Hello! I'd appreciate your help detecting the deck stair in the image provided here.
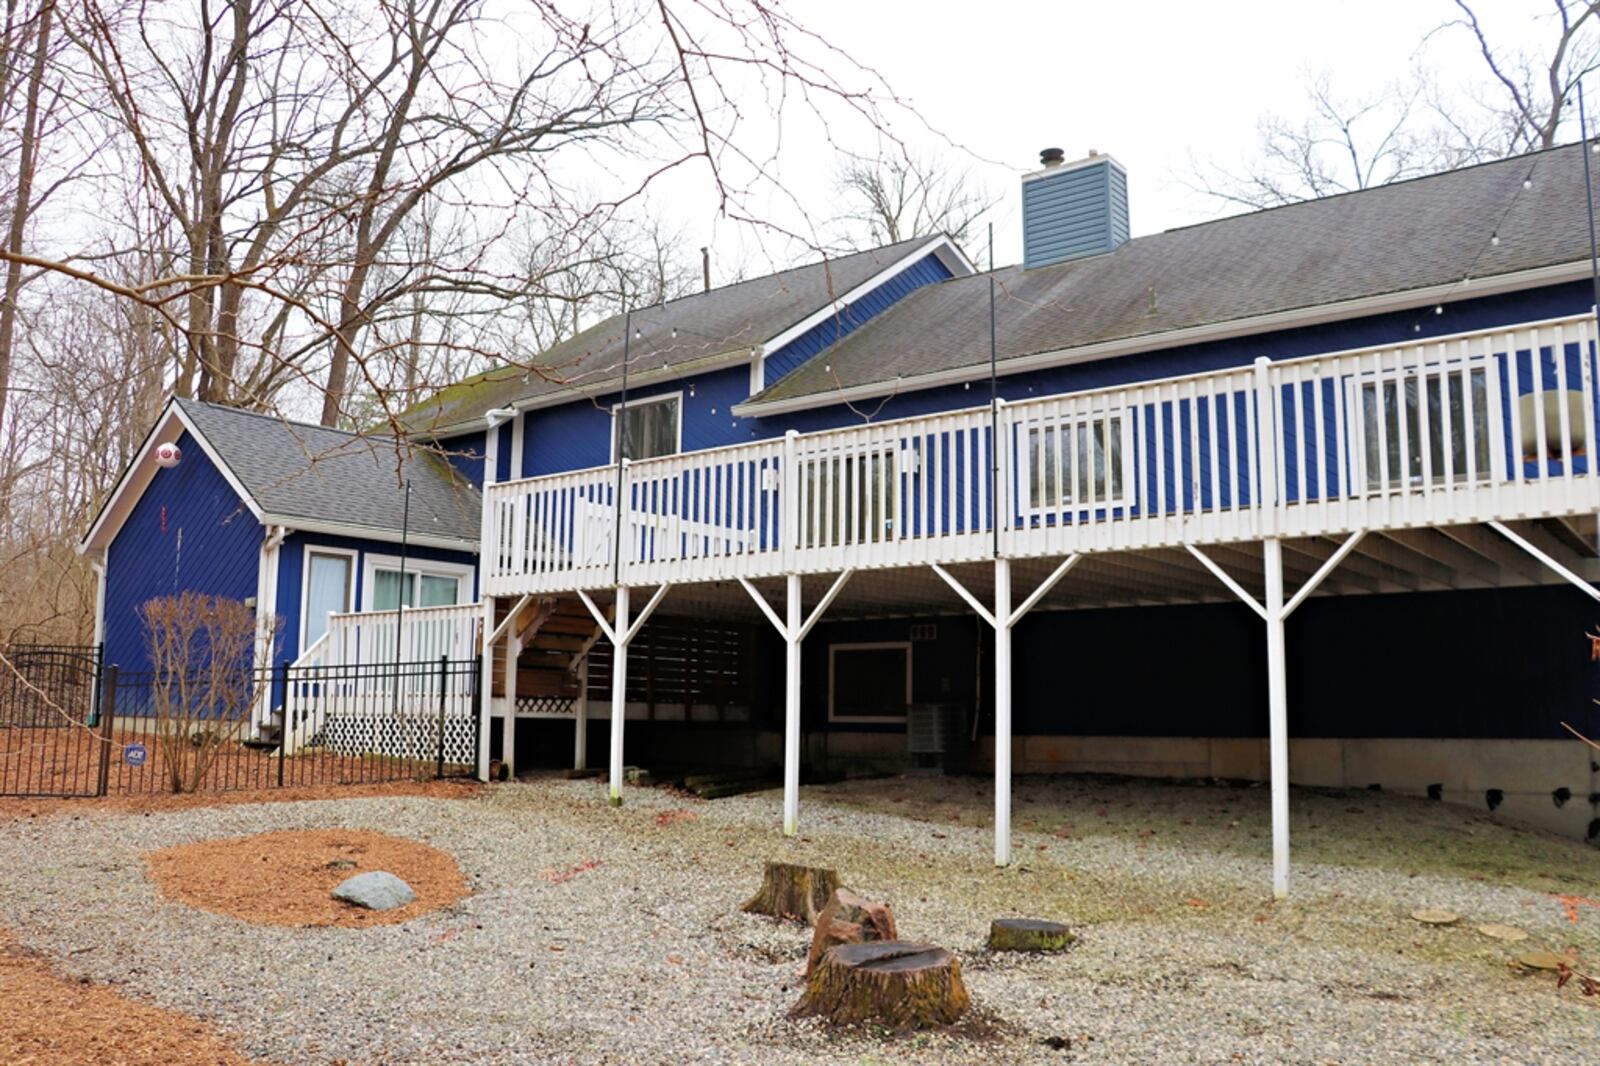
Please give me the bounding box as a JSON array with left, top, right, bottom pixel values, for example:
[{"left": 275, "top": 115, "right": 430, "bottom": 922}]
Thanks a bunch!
[{"left": 491, "top": 596, "right": 606, "bottom": 700}]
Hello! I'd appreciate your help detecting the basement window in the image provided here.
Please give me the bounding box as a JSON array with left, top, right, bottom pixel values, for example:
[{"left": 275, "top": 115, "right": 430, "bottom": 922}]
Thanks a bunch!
[{"left": 828, "top": 642, "right": 911, "bottom": 723}]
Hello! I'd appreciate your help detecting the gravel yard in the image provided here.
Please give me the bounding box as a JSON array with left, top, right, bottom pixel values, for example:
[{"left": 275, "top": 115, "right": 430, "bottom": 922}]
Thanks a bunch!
[{"left": 1, "top": 774, "right": 1597, "bottom": 1064}]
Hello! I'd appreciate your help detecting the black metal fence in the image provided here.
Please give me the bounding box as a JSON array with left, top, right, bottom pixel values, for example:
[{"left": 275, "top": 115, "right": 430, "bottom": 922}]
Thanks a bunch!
[{"left": 0, "top": 644, "right": 481, "bottom": 798}]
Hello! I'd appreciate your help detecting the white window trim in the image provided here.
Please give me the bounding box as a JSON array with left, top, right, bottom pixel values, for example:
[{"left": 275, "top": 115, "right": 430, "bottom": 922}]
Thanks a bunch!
[
  {"left": 827, "top": 641, "right": 912, "bottom": 724},
  {"left": 1014, "top": 408, "right": 1135, "bottom": 519},
  {"left": 298, "top": 545, "right": 358, "bottom": 653},
  {"left": 1343, "top": 354, "right": 1503, "bottom": 495},
  {"left": 360, "top": 552, "right": 476, "bottom": 611},
  {"left": 609, "top": 389, "right": 684, "bottom": 462}
]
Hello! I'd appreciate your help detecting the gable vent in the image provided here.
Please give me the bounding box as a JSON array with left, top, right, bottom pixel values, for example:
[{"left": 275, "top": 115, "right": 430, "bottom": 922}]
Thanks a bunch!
[{"left": 1022, "top": 149, "right": 1129, "bottom": 269}]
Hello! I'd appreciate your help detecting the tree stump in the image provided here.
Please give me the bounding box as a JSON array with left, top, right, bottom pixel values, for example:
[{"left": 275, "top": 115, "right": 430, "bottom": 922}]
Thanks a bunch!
[
  {"left": 806, "top": 888, "right": 898, "bottom": 976},
  {"left": 794, "top": 941, "right": 970, "bottom": 1029},
  {"left": 988, "top": 918, "right": 1074, "bottom": 952},
  {"left": 740, "top": 862, "right": 840, "bottom": 923}
]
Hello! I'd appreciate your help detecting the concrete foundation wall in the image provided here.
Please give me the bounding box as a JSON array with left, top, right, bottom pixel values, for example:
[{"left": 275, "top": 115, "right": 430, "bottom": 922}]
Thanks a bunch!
[{"left": 975, "top": 735, "right": 1598, "bottom": 839}]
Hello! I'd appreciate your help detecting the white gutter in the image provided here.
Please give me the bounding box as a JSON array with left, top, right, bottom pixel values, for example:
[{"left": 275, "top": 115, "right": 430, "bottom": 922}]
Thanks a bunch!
[
  {"left": 732, "top": 259, "right": 1595, "bottom": 418},
  {"left": 261, "top": 515, "right": 478, "bottom": 554}
]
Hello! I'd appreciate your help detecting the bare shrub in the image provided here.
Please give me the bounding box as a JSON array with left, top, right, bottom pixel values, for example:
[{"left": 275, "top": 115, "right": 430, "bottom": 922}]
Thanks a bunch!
[{"left": 139, "top": 592, "right": 274, "bottom": 793}]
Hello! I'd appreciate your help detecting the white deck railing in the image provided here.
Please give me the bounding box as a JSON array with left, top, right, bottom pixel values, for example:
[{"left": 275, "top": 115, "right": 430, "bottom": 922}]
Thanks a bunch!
[
  {"left": 483, "top": 314, "right": 1600, "bottom": 596},
  {"left": 280, "top": 603, "right": 482, "bottom": 757}
]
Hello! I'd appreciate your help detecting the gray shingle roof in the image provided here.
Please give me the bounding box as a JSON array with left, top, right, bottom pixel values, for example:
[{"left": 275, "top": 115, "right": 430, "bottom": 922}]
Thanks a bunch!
[
  {"left": 747, "top": 143, "right": 1595, "bottom": 409},
  {"left": 398, "top": 236, "right": 947, "bottom": 435},
  {"left": 177, "top": 399, "right": 480, "bottom": 544}
]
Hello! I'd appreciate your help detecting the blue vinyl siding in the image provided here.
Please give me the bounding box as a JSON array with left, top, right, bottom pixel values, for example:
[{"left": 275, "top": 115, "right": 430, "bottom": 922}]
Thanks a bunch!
[
  {"left": 435, "top": 422, "right": 509, "bottom": 489},
  {"left": 275, "top": 532, "right": 479, "bottom": 662},
  {"left": 102, "top": 431, "right": 262, "bottom": 674},
  {"left": 1022, "top": 157, "right": 1129, "bottom": 268},
  {"left": 441, "top": 429, "right": 487, "bottom": 486},
  {"left": 762, "top": 254, "right": 954, "bottom": 387}
]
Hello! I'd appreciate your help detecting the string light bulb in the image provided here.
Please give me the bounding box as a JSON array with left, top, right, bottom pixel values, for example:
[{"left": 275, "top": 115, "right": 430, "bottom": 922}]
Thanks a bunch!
[
  {"left": 1434, "top": 305, "right": 1444, "bottom": 315},
  {"left": 1523, "top": 178, "right": 1533, "bottom": 190},
  {"left": 1490, "top": 234, "right": 1500, "bottom": 246},
  {"left": 671, "top": 327, "right": 677, "bottom": 339}
]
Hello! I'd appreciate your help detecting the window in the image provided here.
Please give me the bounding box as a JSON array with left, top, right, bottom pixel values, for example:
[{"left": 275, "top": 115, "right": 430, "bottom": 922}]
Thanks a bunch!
[
  {"left": 361, "top": 554, "right": 474, "bottom": 612},
  {"left": 1352, "top": 363, "right": 1494, "bottom": 492},
  {"left": 612, "top": 393, "right": 681, "bottom": 461},
  {"left": 300, "top": 547, "right": 355, "bottom": 651},
  {"left": 1020, "top": 413, "right": 1129, "bottom": 510},
  {"left": 804, "top": 448, "right": 897, "bottom": 545},
  {"left": 828, "top": 642, "right": 911, "bottom": 723}
]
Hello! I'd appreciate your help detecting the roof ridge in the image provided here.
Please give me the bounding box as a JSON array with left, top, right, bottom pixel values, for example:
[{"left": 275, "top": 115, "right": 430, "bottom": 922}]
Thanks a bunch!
[
  {"left": 1157, "top": 140, "right": 1574, "bottom": 237},
  {"left": 177, "top": 396, "right": 364, "bottom": 439}
]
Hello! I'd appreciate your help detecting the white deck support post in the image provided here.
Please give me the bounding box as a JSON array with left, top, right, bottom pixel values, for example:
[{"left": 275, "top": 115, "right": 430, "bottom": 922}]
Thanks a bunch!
[
  {"left": 931, "top": 554, "right": 1079, "bottom": 869},
  {"left": 501, "top": 629, "right": 520, "bottom": 779},
  {"left": 576, "top": 583, "right": 671, "bottom": 807},
  {"left": 784, "top": 572, "right": 802, "bottom": 835},
  {"left": 1186, "top": 528, "right": 1363, "bottom": 899},
  {"left": 1262, "top": 537, "right": 1290, "bottom": 899},
  {"left": 993, "top": 557, "right": 1013, "bottom": 868},
  {"left": 608, "top": 585, "right": 629, "bottom": 806},
  {"left": 739, "top": 569, "right": 854, "bottom": 836},
  {"left": 477, "top": 596, "right": 495, "bottom": 781}
]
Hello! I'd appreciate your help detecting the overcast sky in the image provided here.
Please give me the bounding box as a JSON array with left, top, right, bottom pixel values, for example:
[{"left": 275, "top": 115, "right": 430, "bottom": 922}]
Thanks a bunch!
[{"left": 673, "top": 0, "right": 1572, "bottom": 274}]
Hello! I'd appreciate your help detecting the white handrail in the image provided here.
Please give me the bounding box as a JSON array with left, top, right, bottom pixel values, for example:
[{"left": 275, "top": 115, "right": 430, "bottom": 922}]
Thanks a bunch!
[{"left": 478, "top": 313, "right": 1600, "bottom": 595}]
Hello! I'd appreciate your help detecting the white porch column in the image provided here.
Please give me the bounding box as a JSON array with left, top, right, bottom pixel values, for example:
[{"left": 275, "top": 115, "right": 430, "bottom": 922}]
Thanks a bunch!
[
  {"left": 574, "top": 655, "right": 589, "bottom": 771},
  {"left": 501, "top": 629, "right": 520, "bottom": 779},
  {"left": 477, "top": 596, "right": 496, "bottom": 781},
  {"left": 1263, "top": 537, "right": 1290, "bottom": 899},
  {"left": 993, "top": 556, "right": 1013, "bottom": 868},
  {"left": 783, "top": 572, "right": 802, "bottom": 836},
  {"left": 608, "top": 585, "right": 630, "bottom": 806}
]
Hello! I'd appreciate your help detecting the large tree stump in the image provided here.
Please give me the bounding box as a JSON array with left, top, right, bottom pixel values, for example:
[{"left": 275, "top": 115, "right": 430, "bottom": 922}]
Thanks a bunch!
[
  {"left": 988, "top": 918, "right": 1074, "bottom": 952},
  {"left": 740, "top": 862, "right": 840, "bottom": 923},
  {"left": 794, "top": 941, "right": 970, "bottom": 1029},
  {"left": 806, "top": 888, "right": 898, "bottom": 976}
]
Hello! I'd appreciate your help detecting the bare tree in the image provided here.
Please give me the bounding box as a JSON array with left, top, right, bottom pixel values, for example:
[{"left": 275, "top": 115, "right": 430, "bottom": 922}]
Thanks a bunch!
[
  {"left": 832, "top": 151, "right": 995, "bottom": 253},
  {"left": 1200, "top": 1, "right": 1600, "bottom": 210},
  {"left": 141, "top": 592, "right": 268, "bottom": 792}
]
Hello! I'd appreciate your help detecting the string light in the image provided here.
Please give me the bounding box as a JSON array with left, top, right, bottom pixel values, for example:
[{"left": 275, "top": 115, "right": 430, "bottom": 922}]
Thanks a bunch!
[
  {"left": 1434, "top": 305, "right": 1444, "bottom": 315},
  {"left": 1491, "top": 234, "right": 1500, "bottom": 246},
  {"left": 1523, "top": 178, "right": 1533, "bottom": 190}
]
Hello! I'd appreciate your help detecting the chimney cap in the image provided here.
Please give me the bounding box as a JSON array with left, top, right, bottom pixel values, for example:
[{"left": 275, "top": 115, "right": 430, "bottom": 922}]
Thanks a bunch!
[{"left": 1039, "top": 147, "right": 1065, "bottom": 168}]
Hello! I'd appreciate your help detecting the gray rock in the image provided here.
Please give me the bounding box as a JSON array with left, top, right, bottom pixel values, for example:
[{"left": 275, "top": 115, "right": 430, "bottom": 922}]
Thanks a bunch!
[{"left": 331, "top": 871, "right": 416, "bottom": 911}]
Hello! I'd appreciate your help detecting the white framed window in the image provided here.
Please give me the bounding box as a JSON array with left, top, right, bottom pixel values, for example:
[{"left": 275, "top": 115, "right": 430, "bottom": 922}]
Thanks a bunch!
[
  {"left": 299, "top": 545, "right": 357, "bottom": 652},
  {"left": 827, "top": 641, "right": 912, "bottom": 724},
  {"left": 360, "top": 553, "right": 474, "bottom": 612},
  {"left": 611, "top": 391, "right": 682, "bottom": 462},
  {"left": 1016, "top": 409, "right": 1132, "bottom": 513},
  {"left": 1345, "top": 356, "right": 1499, "bottom": 493}
]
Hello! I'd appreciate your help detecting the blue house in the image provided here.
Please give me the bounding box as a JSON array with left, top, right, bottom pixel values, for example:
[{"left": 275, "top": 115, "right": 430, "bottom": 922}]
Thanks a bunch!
[
  {"left": 90, "top": 144, "right": 1600, "bottom": 893},
  {"left": 81, "top": 398, "right": 482, "bottom": 679}
]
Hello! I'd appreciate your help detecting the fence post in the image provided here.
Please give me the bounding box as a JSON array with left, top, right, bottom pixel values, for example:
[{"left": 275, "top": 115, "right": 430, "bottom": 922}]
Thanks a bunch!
[
  {"left": 95, "top": 665, "right": 117, "bottom": 798},
  {"left": 276, "top": 660, "right": 289, "bottom": 788},
  {"left": 471, "top": 652, "right": 484, "bottom": 777},
  {"left": 436, "top": 654, "right": 449, "bottom": 779}
]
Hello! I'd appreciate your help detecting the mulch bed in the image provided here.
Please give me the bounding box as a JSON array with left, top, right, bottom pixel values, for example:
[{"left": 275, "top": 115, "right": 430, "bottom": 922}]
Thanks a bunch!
[
  {"left": 146, "top": 828, "right": 470, "bottom": 928},
  {"left": 0, "top": 929, "right": 270, "bottom": 1065}
]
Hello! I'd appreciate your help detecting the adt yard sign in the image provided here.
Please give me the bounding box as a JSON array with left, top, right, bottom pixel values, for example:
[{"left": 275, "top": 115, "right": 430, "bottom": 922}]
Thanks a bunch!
[{"left": 123, "top": 742, "right": 147, "bottom": 767}]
